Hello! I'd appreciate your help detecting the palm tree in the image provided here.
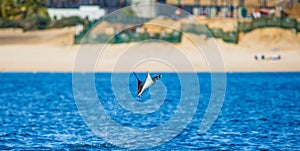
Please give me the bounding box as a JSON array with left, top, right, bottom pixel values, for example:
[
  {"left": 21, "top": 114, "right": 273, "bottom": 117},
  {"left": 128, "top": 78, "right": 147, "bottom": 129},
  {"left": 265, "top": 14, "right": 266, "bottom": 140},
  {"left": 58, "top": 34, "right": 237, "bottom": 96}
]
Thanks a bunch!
[
  {"left": 0, "top": 0, "right": 19, "bottom": 20},
  {"left": 0, "top": 0, "right": 49, "bottom": 20},
  {"left": 23, "top": 0, "right": 48, "bottom": 18}
]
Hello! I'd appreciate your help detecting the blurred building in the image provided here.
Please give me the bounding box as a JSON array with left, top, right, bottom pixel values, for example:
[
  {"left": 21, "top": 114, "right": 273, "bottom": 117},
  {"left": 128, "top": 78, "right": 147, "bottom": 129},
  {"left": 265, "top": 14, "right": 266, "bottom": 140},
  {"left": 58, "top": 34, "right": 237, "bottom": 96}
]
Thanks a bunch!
[
  {"left": 131, "top": 0, "right": 157, "bottom": 18},
  {"left": 44, "top": 0, "right": 295, "bottom": 11},
  {"left": 45, "top": 0, "right": 160, "bottom": 19},
  {"left": 163, "top": 0, "right": 294, "bottom": 18},
  {"left": 45, "top": 0, "right": 130, "bottom": 20},
  {"left": 47, "top": 5, "right": 106, "bottom": 20},
  {"left": 45, "top": 0, "right": 131, "bottom": 13},
  {"left": 44, "top": 0, "right": 296, "bottom": 20},
  {"left": 162, "top": 0, "right": 245, "bottom": 18}
]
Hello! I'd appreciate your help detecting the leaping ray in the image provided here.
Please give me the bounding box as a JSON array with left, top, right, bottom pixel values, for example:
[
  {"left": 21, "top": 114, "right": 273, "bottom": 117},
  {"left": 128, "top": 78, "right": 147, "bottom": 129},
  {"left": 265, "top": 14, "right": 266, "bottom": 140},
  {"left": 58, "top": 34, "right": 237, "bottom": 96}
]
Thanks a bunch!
[{"left": 133, "top": 72, "right": 162, "bottom": 97}]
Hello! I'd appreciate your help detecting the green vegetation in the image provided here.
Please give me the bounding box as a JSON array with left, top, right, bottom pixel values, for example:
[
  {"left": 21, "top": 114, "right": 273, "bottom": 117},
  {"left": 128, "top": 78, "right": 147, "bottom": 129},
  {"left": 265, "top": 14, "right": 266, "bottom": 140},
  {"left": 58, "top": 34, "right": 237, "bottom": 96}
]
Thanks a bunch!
[
  {"left": 22, "top": 15, "right": 51, "bottom": 31},
  {"left": 0, "top": 0, "right": 47, "bottom": 20},
  {"left": 0, "top": 0, "right": 22, "bottom": 20},
  {"left": 22, "top": 0, "right": 48, "bottom": 18},
  {"left": 0, "top": 0, "right": 86, "bottom": 31},
  {"left": 238, "top": 17, "right": 299, "bottom": 33},
  {"left": 0, "top": 0, "right": 50, "bottom": 30},
  {"left": 78, "top": 30, "right": 182, "bottom": 44},
  {"left": 182, "top": 17, "right": 300, "bottom": 44},
  {"left": 120, "top": 7, "right": 137, "bottom": 17},
  {"left": 49, "top": 16, "right": 85, "bottom": 28},
  {"left": 0, "top": 19, "right": 22, "bottom": 28},
  {"left": 74, "top": 17, "right": 182, "bottom": 44}
]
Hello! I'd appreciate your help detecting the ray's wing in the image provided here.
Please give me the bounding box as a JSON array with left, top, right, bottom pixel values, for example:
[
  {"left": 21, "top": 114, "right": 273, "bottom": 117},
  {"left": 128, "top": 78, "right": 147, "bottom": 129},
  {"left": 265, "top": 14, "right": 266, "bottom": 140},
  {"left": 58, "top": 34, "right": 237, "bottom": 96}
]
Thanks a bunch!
[
  {"left": 137, "top": 80, "right": 144, "bottom": 96},
  {"left": 144, "top": 72, "right": 154, "bottom": 88},
  {"left": 133, "top": 72, "right": 145, "bottom": 96},
  {"left": 134, "top": 72, "right": 162, "bottom": 97},
  {"left": 138, "top": 73, "right": 153, "bottom": 97},
  {"left": 151, "top": 74, "right": 162, "bottom": 81}
]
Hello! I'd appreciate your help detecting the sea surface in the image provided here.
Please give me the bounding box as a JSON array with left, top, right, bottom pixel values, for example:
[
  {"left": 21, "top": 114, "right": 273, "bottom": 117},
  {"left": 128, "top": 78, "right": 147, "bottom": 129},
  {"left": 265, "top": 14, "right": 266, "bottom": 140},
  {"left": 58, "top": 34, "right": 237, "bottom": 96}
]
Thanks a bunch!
[{"left": 0, "top": 73, "right": 299, "bottom": 150}]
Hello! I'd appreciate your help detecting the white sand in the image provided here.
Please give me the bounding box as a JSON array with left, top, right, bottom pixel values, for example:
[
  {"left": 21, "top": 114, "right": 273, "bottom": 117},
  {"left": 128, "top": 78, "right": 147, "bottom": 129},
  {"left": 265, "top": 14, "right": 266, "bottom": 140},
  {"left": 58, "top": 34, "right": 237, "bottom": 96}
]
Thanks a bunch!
[{"left": 0, "top": 27, "right": 299, "bottom": 72}]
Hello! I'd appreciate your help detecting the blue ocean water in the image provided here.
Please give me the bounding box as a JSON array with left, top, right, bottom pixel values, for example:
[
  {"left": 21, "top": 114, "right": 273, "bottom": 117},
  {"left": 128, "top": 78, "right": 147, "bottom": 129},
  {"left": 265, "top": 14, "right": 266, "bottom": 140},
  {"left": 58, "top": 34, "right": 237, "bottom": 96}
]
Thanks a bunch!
[{"left": 0, "top": 73, "right": 299, "bottom": 150}]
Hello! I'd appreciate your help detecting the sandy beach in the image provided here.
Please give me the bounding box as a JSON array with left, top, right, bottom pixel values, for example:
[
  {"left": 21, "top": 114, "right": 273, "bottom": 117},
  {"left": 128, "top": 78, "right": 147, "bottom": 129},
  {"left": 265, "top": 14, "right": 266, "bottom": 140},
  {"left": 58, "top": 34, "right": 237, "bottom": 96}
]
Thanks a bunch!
[{"left": 0, "top": 26, "right": 299, "bottom": 72}]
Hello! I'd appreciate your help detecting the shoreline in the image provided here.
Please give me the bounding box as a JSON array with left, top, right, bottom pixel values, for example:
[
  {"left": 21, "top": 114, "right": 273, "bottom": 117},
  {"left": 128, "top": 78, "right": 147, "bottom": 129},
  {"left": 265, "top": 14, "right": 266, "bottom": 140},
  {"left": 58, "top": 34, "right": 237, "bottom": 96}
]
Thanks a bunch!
[
  {"left": 0, "top": 43, "right": 299, "bottom": 73},
  {"left": 0, "top": 43, "right": 298, "bottom": 73},
  {"left": 1, "top": 71, "right": 300, "bottom": 73},
  {"left": 0, "top": 27, "right": 299, "bottom": 73}
]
